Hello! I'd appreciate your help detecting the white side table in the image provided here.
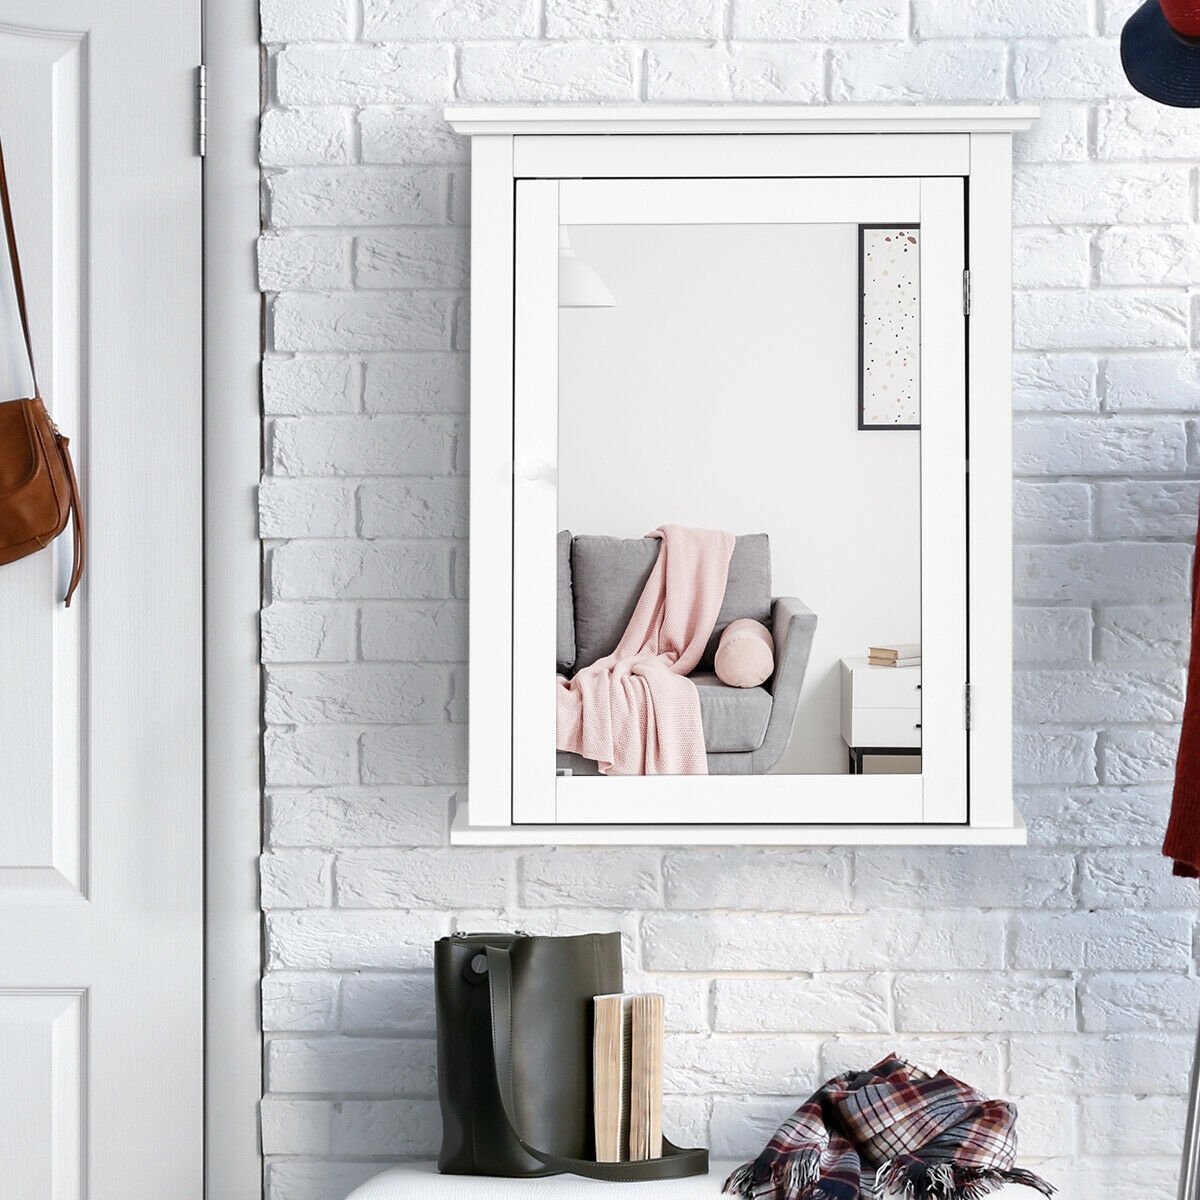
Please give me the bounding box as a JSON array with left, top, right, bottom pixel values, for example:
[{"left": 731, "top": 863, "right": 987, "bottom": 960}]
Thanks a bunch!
[{"left": 839, "top": 656, "right": 922, "bottom": 774}]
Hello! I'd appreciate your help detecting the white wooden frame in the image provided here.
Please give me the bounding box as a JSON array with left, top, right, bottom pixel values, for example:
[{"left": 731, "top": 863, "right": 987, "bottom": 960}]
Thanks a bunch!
[
  {"left": 468, "top": 136, "right": 517, "bottom": 829},
  {"left": 511, "top": 176, "right": 964, "bottom": 828},
  {"left": 511, "top": 182, "right": 560, "bottom": 823},
  {"left": 917, "top": 177, "right": 969, "bottom": 823},
  {"left": 447, "top": 105, "right": 1038, "bottom": 847},
  {"left": 203, "top": 0, "right": 263, "bottom": 1195},
  {"left": 967, "top": 135, "right": 1018, "bottom": 831}
]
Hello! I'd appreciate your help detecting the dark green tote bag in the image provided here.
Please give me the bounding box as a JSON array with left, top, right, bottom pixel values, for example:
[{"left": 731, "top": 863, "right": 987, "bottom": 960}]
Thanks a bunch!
[{"left": 435, "top": 931, "right": 709, "bottom": 1181}]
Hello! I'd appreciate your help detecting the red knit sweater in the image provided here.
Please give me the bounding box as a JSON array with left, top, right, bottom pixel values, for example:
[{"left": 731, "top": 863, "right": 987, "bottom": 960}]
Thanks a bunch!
[{"left": 1164, "top": 505, "right": 1200, "bottom": 877}]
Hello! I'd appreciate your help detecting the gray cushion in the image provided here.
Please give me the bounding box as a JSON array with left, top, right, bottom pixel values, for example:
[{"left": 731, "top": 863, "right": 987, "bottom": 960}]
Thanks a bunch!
[
  {"left": 571, "top": 536, "right": 657, "bottom": 673},
  {"left": 571, "top": 534, "right": 772, "bottom": 672},
  {"left": 557, "top": 529, "right": 575, "bottom": 675},
  {"left": 692, "top": 673, "right": 772, "bottom": 753}
]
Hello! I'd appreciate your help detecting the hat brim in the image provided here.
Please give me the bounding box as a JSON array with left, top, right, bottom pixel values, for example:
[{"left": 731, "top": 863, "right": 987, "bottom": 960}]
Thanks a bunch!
[{"left": 1122, "top": 0, "right": 1200, "bottom": 107}]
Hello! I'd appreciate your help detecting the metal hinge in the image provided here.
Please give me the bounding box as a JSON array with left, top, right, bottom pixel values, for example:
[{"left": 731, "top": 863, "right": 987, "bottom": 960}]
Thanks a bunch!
[
  {"left": 964, "top": 682, "right": 973, "bottom": 731},
  {"left": 196, "top": 64, "right": 207, "bottom": 158},
  {"left": 962, "top": 269, "right": 971, "bottom": 316}
]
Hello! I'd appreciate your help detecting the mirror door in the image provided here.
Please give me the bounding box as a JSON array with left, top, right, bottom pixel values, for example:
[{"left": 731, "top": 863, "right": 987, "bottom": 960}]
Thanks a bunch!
[{"left": 512, "top": 175, "right": 966, "bottom": 826}]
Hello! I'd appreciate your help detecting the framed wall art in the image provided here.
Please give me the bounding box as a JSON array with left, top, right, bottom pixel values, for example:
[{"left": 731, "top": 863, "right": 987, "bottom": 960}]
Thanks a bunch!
[{"left": 859, "top": 224, "right": 921, "bottom": 430}]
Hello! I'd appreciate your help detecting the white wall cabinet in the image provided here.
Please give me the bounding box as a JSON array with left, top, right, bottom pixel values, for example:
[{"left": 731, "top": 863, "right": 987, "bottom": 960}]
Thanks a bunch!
[{"left": 446, "top": 106, "right": 1037, "bottom": 846}]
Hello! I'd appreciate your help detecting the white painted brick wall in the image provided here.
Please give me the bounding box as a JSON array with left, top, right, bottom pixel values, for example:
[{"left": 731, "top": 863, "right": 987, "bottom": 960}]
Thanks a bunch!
[{"left": 258, "top": 2, "right": 1200, "bottom": 1196}]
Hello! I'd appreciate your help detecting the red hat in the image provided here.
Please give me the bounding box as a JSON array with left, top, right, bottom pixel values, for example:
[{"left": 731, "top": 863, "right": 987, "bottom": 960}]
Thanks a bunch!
[
  {"left": 1162, "top": 0, "right": 1200, "bottom": 37},
  {"left": 1123, "top": 0, "right": 1200, "bottom": 106}
]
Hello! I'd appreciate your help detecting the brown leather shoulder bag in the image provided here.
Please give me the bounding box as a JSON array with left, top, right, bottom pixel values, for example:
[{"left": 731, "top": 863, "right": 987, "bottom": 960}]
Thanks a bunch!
[{"left": 0, "top": 135, "right": 84, "bottom": 605}]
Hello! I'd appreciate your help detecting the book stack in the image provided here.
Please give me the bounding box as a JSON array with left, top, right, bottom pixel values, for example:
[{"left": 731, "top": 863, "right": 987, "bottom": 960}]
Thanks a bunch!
[
  {"left": 868, "top": 642, "right": 921, "bottom": 668},
  {"left": 593, "top": 993, "right": 664, "bottom": 1163}
]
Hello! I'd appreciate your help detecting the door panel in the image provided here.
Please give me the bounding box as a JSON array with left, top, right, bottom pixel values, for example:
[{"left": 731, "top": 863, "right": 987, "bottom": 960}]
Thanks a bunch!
[
  {"left": 0, "top": 992, "right": 83, "bottom": 1199},
  {"left": 0, "top": 27, "right": 83, "bottom": 896},
  {"left": 0, "top": 4, "right": 203, "bottom": 1197}
]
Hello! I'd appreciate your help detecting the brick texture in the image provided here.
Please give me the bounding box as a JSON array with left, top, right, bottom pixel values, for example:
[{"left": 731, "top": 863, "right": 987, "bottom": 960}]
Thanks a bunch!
[{"left": 260, "top": 5, "right": 1200, "bottom": 1196}]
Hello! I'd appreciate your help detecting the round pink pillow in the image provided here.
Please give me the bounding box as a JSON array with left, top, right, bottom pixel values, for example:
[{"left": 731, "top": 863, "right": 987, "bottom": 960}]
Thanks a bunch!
[{"left": 714, "top": 618, "right": 775, "bottom": 688}]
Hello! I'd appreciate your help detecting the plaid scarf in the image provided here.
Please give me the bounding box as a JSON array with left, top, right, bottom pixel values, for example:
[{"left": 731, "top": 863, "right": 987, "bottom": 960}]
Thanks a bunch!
[{"left": 722, "top": 1056, "right": 1054, "bottom": 1200}]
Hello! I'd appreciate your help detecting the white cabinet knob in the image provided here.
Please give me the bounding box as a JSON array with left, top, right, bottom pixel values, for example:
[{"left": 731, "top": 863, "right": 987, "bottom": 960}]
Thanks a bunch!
[{"left": 514, "top": 456, "right": 556, "bottom": 484}]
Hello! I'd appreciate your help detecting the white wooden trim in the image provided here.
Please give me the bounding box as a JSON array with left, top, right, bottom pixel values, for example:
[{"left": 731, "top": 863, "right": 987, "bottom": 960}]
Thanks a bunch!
[
  {"left": 467, "top": 135, "right": 517, "bottom": 828},
  {"left": 515, "top": 134, "right": 970, "bottom": 180},
  {"left": 202, "top": 0, "right": 264, "bottom": 1195},
  {"left": 558, "top": 177, "right": 920, "bottom": 226},
  {"left": 511, "top": 181, "right": 559, "bottom": 824},
  {"left": 966, "top": 134, "right": 1016, "bottom": 829},
  {"left": 551, "top": 773, "right": 923, "bottom": 826},
  {"left": 446, "top": 105, "right": 1039, "bottom": 136},
  {"left": 453, "top": 803, "right": 1026, "bottom": 846},
  {"left": 917, "top": 178, "right": 968, "bottom": 822}
]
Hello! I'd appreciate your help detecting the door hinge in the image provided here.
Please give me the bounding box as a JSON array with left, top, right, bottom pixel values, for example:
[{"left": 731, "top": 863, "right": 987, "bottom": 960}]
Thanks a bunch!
[
  {"left": 196, "top": 64, "right": 208, "bottom": 158},
  {"left": 962, "top": 269, "right": 971, "bottom": 316},
  {"left": 964, "top": 682, "right": 973, "bottom": 732}
]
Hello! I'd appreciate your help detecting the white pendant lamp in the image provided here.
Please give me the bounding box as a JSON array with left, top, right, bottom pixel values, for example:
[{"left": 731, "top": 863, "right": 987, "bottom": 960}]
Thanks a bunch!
[{"left": 558, "top": 228, "right": 615, "bottom": 308}]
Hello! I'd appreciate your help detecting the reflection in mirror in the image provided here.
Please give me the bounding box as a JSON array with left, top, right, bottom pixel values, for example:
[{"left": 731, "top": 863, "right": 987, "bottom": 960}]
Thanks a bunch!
[{"left": 553, "top": 223, "right": 922, "bottom": 778}]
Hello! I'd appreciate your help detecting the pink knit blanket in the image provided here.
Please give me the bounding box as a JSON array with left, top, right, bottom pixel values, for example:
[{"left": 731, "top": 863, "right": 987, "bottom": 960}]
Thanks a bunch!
[{"left": 556, "top": 525, "right": 735, "bottom": 776}]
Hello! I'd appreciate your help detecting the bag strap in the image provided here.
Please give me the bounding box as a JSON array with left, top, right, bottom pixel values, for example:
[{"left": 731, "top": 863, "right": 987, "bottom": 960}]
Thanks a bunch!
[
  {"left": 59, "top": 433, "right": 85, "bottom": 607},
  {"left": 485, "top": 945, "right": 710, "bottom": 1182},
  {"left": 0, "top": 134, "right": 39, "bottom": 398}
]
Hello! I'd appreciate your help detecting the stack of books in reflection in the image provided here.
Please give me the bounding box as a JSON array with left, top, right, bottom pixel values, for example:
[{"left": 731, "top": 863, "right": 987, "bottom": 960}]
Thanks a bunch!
[
  {"left": 868, "top": 642, "right": 921, "bottom": 668},
  {"left": 593, "top": 992, "right": 664, "bottom": 1163}
]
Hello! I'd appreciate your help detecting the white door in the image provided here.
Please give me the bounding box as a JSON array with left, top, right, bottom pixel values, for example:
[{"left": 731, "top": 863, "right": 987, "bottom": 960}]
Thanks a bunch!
[
  {"left": 0, "top": 3, "right": 203, "bottom": 1197},
  {"left": 513, "top": 175, "right": 967, "bottom": 826}
]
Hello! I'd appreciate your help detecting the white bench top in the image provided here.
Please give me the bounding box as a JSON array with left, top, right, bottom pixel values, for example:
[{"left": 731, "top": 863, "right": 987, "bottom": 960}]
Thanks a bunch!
[{"left": 346, "top": 1161, "right": 741, "bottom": 1200}]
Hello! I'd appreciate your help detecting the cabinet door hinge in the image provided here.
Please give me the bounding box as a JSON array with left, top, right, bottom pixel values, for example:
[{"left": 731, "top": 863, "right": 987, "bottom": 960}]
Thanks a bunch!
[
  {"left": 964, "top": 682, "right": 973, "bottom": 732},
  {"left": 962, "top": 269, "right": 971, "bottom": 316},
  {"left": 196, "top": 64, "right": 208, "bottom": 158}
]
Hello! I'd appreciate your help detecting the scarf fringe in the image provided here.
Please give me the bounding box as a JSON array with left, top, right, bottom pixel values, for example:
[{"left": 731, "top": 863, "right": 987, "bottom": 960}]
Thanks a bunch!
[
  {"left": 876, "top": 1159, "right": 1056, "bottom": 1200},
  {"left": 723, "top": 1150, "right": 821, "bottom": 1200},
  {"left": 726, "top": 1151, "right": 1054, "bottom": 1200}
]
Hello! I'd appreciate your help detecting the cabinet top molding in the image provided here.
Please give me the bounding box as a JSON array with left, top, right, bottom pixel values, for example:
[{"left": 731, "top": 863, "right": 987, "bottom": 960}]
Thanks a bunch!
[{"left": 443, "top": 104, "right": 1040, "bottom": 137}]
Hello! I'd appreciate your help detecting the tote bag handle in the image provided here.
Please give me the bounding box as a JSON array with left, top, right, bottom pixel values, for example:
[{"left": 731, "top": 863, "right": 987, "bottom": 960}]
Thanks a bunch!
[{"left": 485, "top": 945, "right": 710, "bottom": 1183}]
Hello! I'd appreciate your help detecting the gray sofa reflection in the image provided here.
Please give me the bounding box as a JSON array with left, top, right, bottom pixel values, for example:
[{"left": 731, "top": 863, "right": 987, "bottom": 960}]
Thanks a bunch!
[{"left": 556, "top": 532, "right": 817, "bottom": 775}]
